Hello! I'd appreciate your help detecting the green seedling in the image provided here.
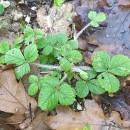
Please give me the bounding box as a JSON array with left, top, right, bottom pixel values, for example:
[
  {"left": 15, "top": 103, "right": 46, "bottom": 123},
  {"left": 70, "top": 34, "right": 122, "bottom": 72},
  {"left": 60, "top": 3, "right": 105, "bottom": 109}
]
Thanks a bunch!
[
  {"left": 3, "top": 11, "right": 130, "bottom": 111},
  {"left": 74, "top": 11, "right": 106, "bottom": 40}
]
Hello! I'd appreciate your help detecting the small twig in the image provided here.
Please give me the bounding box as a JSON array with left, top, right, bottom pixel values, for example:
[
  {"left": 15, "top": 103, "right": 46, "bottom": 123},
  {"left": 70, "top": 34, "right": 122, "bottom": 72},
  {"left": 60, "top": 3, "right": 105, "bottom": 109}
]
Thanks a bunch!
[{"left": 74, "top": 22, "right": 91, "bottom": 40}]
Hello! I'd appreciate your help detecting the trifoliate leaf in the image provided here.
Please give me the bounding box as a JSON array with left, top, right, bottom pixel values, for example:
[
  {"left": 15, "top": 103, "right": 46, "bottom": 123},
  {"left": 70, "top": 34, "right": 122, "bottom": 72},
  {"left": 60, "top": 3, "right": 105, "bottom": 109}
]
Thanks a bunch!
[
  {"left": 90, "top": 21, "right": 99, "bottom": 27},
  {"left": 38, "top": 87, "right": 59, "bottom": 110},
  {"left": 67, "top": 40, "right": 78, "bottom": 49},
  {"left": 79, "top": 71, "right": 88, "bottom": 80},
  {"left": 0, "top": 41, "right": 9, "bottom": 54},
  {"left": 54, "top": 0, "right": 65, "bottom": 7},
  {"left": 96, "top": 12, "right": 106, "bottom": 22},
  {"left": 108, "top": 55, "right": 130, "bottom": 76},
  {"left": 60, "top": 44, "right": 72, "bottom": 57},
  {"left": 75, "top": 80, "right": 89, "bottom": 98},
  {"left": 15, "top": 63, "right": 30, "bottom": 79},
  {"left": 67, "top": 50, "right": 82, "bottom": 63},
  {"left": 98, "top": 72, "right": 120, "bottom": 93},
  {"left": 92, "top": 51, "right": 110, "bottom": 72},
  {"left": 42, "top": 45, "right": 53, "bottom": 55},
  {"left": 28, "top": 84, "right": 39, "bottom": 96},
  {"left": 55, "top": 32, "right": 68, "bottom": 45},
  {"left": 88, "top": 79, "right": 106, "bottom": 95},
  {"left": 59, "top": 58, "right": 71, "bottom": 71},
  {"left": 0, "top": 4, "right": 5, "bottom": 15},
  {"left": 24, "top": 44, "right": 38, "bottom": 62},
  {"left": 5, "top": 48, "right": 25, "bottom": 66},
  {"left": 58, "top": 83, "right": 75, "bottom": 105},
  {"left": 34, "top": 29, "right": 43, "bottom": 39},
  {"left": 0, "top": 55, "right": 5, "bottom": 64},
  {"left": 29, "top": 75, "right": 38, "bottom": 83}
]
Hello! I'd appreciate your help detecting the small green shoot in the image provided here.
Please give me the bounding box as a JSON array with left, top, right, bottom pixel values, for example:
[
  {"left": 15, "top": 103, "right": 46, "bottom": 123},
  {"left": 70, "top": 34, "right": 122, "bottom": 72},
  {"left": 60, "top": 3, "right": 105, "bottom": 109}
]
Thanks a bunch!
[{"left": 0, "top": 4, "right": 5, "bottom": 15}]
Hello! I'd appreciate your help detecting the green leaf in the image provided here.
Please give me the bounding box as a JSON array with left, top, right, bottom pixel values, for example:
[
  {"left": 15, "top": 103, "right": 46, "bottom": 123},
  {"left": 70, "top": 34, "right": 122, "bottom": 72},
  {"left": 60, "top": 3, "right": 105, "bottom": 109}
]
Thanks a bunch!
[
  {"left": 60, "top": 44, "right": 72, "bottom": 57},
  {"left": 88, "top": 11, "right": 97, "bottom": 21},
  {"left": 90, "top": 21, "right": 99, "bottom": 27},
  {"left": 24, "top": 44, "right": 38, "bottom": 62},
  {"left": 46, "top": 34, "right": 57, "bottom": 45},
  {"left": 28, "top": 84, "right": 39, "bottom": 96},
  {"left": 29, "top": 75, "right": 38, "bottom": 83},
  {"left": 38, "top": 87, "right": 59, "bottom": 110},
  {"left": 39, "top": 54, "right": 48, "bottom": 64},
  {"left": 36, "top": 38, "right": 47, "bottom": 49},
  {"left": 54, "top": 0, "right": 65, "bottom": 7},
  {"left": 67, "top": 40, "right": 78, "bottom": 49},
  {"left": 0, "top": 55, "right": 5, "bottom": 64},
  {"left": 15, "top": 63, "right": 30, "bottom": 79},
  {"left": 59, "top": 58, "right": 71, "bottom": 71},
  {"left": 24, "top": 26, "right": 34, "bottom": 44},
  {"left": 13, "top": 36, "right": 24, "bottom": 44},
  {"left": 42, "top": 45, "right": 53, "bottom": 55},
  {"left": 98, "top": 72, "right": 120, "bottom": 93},
  {"left": 79, "top": 71, "right": 88, "bottom": 80},
  {"left": 86, "top": 70, "right": 97, "bottom": 80},
  {"left": 67, "top": 50, "right": 82, "bottom": 63},
  {"left": 58, "top": 83, "right": 75, "bottom": 105},
  {"left": 55, "top": 32, "right": 68, "bottom": 45},
  {"left": 108, "top": 55, "right": 130, "bottom": 76},
  {"left": 92, "top": 51, "right": 110, "bottom": 72},
  {"left": 34, "top": 29, "right": 43, "bottom": 39},
  {"left": 0, "top": 4, "right": 5, "bottom": 15},
  {"left": 5, "top": 48, "right": 25, "bottom": 66},
  {"left": 39, "top": 75, "right": 59, "bottom": 88},
  {"left": 75, "top": 80, "right": 89, "bottom": 98},
  {"left": 88, "top": 79, "right": 106, "bottom": 95},
  {"left": 25, "top": 35, "right": 34, "bottom": 45},
  {"left": 96, "top": 13, "right": 106, "bottom": 22},
  {"left": 0, "top": 41, "right": 9, "bottom": 54},
  {"left": 24, "top": 26, "right": 33, "bottom": 36}
]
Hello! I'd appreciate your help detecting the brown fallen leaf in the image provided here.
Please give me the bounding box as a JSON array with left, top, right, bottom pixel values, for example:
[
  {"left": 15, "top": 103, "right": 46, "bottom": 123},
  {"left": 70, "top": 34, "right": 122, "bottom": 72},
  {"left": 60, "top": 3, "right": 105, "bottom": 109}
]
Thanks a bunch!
[
  {"left": 23, "top": 110, "right": 52, "bottom": 130},
  {"left": 0, "top": 114, "right": 25, "bottom": 124},
  {"left": 0, "top": 68, "right": 37, "bottom": 115},
  {"left": 44, "top": 100, "right": 106, "bottom": 130},
  {"left": 119, "top": 4, "right": 130, "bottom": 9}
]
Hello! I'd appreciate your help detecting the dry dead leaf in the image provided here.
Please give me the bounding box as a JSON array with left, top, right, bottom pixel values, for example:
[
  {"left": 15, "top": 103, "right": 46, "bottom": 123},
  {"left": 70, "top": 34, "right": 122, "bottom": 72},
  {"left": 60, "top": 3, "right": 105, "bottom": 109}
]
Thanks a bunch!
[
  {"left": 44, "top": 100, "right": 106, "bottom": 130},
  {"left": 23, "top": 110, "right": 52, "bottom": 130},
  {"left": 0, "top": 68, "right": 37, "bottom": 115}
]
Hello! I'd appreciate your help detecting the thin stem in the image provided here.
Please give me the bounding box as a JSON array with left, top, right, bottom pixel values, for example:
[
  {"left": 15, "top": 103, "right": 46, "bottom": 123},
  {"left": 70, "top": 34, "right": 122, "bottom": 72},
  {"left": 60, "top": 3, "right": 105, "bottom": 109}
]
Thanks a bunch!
[
  {"left": 74, "top": 22, "right": 91, "bottom": 40},
  {"left": 59, "top": 73, "right": 67, "bottom": 85},
  {"left": 33, "top": 63, "right": 92, "bottom": 72}
]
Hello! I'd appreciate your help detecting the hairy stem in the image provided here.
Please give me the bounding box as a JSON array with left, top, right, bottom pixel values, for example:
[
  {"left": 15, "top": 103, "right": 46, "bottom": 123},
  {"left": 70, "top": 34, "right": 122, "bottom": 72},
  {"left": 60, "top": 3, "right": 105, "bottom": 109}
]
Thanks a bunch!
[
  {"left": 59, "top": 73, "right": 67, "bottom": 85},
  {"left": 74, "top": 22, "right": 91, "bottom": 40},
  {"left": 33, "top": 63, "right": 92, "bottom": 72}
]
